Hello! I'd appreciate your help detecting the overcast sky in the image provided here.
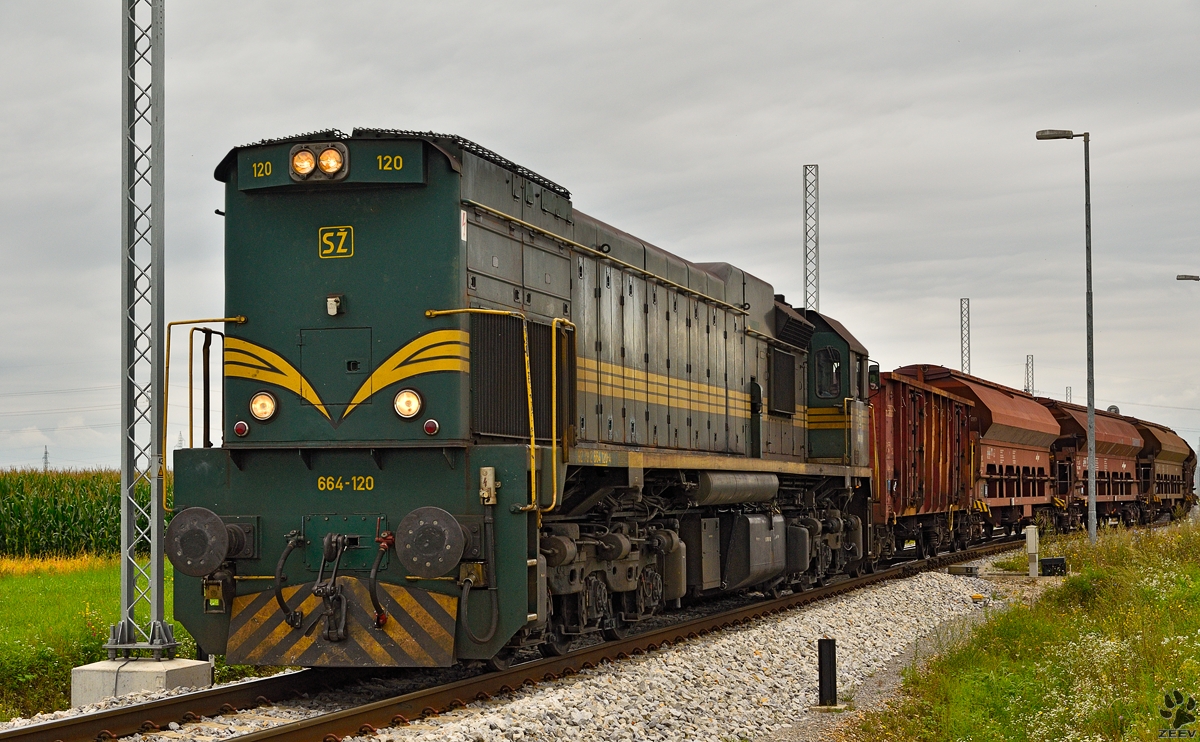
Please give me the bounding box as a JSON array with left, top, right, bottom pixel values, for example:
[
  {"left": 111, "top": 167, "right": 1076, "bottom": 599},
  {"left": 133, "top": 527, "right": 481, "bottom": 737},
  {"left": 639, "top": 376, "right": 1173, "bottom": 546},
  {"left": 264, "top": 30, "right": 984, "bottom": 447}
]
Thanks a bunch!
[{"left": 2, "top": 1, "right": 1198, "bottom": 469}]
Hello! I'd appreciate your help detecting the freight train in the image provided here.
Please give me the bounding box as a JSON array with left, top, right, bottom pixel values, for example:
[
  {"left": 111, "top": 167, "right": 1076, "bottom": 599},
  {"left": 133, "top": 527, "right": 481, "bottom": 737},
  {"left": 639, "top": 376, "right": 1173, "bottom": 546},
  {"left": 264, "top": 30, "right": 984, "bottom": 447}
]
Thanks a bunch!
[{"left": 165, "top": 129, "right": 1195, "bottom": 669}]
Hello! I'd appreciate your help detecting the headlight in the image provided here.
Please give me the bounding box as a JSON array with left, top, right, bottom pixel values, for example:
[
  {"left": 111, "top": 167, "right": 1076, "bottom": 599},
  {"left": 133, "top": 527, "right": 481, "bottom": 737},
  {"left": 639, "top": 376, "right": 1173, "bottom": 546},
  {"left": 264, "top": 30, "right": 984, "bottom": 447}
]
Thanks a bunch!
[
  {"left": 291, "top": 150, "right": 315, "bottom": 176},
  {"left": 249, "top": 391, "right": 277, "bottom": 421},
  {"left": 318, "top": 147, "right": 344, "bottom": 174},
  {"left": 394, "top": 389, "right": 422, "bottom": 419}
]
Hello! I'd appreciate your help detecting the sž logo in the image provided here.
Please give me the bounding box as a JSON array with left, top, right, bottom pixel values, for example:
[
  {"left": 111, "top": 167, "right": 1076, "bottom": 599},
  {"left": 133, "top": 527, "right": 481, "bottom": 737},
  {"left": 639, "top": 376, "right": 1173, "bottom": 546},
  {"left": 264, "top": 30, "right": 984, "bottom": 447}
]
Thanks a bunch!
[
  {"left": 1161, "top": 690, "right": 1198, "bottom": 737},
  {"left": 318, "top": 225, "right": 354, "bottom": 259}
]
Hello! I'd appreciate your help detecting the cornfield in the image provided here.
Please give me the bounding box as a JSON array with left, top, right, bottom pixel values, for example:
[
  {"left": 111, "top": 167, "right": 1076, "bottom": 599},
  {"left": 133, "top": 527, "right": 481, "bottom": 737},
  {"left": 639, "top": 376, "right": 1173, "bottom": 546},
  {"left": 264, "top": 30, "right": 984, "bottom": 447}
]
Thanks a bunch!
[{"left": 0, "top": 469, "right": 173, "bottom": 557}]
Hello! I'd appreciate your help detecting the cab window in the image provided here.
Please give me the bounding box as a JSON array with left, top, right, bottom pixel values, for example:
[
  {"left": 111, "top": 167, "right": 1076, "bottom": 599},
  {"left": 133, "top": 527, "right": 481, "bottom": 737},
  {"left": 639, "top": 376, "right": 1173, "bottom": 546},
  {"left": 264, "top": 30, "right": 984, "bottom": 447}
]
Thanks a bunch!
[{"left": 815, "top": 346, "right": 842, "bottom": 399}]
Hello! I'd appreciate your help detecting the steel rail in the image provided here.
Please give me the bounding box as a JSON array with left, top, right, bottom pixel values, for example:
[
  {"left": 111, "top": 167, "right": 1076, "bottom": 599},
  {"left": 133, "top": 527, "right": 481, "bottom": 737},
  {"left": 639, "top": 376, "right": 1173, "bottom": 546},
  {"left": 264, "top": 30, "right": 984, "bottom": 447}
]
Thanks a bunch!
[
  {"left": 0, "top": 539, "right": 1017, "bottom": 742},
  {"left": 0, "top": 669, "right": 355, "bottom": 742}
]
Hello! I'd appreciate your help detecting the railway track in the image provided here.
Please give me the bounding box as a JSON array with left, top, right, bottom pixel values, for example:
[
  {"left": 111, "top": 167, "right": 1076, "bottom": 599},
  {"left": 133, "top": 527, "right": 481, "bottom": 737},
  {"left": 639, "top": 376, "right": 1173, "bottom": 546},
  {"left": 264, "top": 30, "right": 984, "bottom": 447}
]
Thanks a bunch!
[{"left": 1, "top": 539, "right": 1019, "bottom": 742}]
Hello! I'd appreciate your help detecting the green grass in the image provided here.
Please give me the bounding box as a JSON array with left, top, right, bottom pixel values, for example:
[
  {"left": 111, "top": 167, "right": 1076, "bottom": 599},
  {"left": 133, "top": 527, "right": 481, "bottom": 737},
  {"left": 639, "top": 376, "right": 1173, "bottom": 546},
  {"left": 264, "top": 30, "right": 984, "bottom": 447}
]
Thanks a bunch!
[
  {"left": 849, "top": 518, "right": 1200, "bottom": 742},
  {"left": 0, "top": 556, "right": 277, "bottom": 721},
  {"left": 992, "top": 553, "right": 1026, "bottom": 572}
]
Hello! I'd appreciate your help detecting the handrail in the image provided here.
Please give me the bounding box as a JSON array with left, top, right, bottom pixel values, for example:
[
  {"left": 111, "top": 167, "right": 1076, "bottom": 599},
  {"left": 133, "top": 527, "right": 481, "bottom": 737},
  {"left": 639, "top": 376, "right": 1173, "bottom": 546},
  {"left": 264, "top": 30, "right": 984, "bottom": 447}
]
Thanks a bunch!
[
  {"left": 188, "top": 327, "right": 226, "bottom": 449},
  {"left": 547, "top": 317, "right": 577, "bottom": 515},
  {"left": 161, "top": 317, "right": 247, "bottom": 508},
  {"left": 461, "top": 199, "right": 749, "bottom": 317},
  {"left": 744, "top": 326, "right": 804, "bottom": 353},
  {"left": 425, "top": 308, "right": 539, "bottom": 516}
]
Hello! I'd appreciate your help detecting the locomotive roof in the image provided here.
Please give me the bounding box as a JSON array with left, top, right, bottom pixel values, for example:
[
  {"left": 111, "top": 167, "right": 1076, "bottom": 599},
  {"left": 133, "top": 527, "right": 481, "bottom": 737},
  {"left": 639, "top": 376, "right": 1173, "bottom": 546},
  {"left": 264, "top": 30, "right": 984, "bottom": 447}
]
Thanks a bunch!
[
  {"left": 214, "top": 128, "right": 571, "bottom": 199},
  {"left": 808, "top": 312, "right": 868, "bottom": 356}
]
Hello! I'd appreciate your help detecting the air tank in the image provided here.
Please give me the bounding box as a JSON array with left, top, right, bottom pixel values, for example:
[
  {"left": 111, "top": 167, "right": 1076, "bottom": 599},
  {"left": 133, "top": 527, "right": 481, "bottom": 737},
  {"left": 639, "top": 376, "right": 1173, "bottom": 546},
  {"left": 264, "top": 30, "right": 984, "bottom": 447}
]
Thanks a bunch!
[{"left": 693, "top": 471, "right": 779, "bottom": 506}]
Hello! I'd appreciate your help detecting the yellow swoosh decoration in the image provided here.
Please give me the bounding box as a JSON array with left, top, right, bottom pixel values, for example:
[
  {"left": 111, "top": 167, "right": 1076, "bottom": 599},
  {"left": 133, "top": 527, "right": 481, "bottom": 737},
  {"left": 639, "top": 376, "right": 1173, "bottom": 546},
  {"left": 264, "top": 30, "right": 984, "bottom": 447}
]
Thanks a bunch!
[
  {"left": 224, "top": 337, "right": 331, "bottom": 420},
  {"left": 342, "top": 330, "right": 470, "bottom": 420}
]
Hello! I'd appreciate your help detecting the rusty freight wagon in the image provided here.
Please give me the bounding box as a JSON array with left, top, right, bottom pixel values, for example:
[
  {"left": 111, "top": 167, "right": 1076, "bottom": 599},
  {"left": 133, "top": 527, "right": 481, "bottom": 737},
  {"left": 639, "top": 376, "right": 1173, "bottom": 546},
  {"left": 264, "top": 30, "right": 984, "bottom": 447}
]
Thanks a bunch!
[
  {"left": 1127, "top": 417, "right": 1197, "bottom": 519},
  {"left": 893, "top": 365, "right": 1063, "bottom": 534},
  {"left": 1037, "top": 400, "right": 1144, "bottom": 525},
  {"left": 868, "top": 369, "right": 977, "bottom": 559}
]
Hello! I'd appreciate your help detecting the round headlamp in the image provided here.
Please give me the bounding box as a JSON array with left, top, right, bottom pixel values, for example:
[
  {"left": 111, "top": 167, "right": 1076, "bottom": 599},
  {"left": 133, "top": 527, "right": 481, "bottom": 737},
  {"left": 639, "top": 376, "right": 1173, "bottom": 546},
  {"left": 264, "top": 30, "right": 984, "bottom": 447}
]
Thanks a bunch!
[
  {"left": 318, "top": 148, "right": 344, "bottom": 174},
  {"left": 291, "top": 150, "right": 315, "bottom": 176},
  {"left": 249, "top": 391, "right": 277, "bottom": 421},
  {"left": 394, "top": 389, "right": 422, "bottom": 419}
]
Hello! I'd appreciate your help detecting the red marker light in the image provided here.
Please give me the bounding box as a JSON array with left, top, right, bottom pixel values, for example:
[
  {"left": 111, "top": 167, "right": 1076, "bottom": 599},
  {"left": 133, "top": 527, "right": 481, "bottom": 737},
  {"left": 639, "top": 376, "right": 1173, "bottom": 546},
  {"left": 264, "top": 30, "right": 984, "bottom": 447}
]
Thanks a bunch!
[
  {"left": 423, "top": 419, "right": 439, "bottom": 436},
  {"left": 233, "top": 421, "right": 249, "bottom": 437}
]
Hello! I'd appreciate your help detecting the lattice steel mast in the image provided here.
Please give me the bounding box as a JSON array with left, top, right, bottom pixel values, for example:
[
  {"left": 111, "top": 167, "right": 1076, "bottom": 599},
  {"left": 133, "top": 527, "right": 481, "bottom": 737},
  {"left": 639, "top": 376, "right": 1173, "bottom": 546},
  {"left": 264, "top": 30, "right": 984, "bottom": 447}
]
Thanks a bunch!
[
  {"left": 1066, "top": 386, "right": 1072, "bottom": 404},
  {"left": 804, "top": 165, "right": 819, "bottom": 314},
  {"left": 1024, "top": 355, "right": 1034, "bottom": 395},
  {"left": 959, "top": 298, "right": 970, "bottom": 375},
  {"left": 108, "top": 0, "right": 174, "bottom": 659}
]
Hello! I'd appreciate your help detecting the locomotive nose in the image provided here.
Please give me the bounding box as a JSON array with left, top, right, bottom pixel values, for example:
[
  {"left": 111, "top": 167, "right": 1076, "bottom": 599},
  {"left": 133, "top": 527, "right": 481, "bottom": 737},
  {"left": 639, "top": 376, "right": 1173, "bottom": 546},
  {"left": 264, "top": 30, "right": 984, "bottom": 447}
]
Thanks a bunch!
[{"left": 166, "top": 506, "right": 245, "bottom": 577}]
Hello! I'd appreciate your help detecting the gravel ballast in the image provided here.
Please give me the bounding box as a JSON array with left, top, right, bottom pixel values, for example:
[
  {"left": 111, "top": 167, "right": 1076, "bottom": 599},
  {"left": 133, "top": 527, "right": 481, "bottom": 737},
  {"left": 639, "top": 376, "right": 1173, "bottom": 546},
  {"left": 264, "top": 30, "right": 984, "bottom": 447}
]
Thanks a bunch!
[{"left": 352, "top": 569, "right": 1001, "bottom": 742}]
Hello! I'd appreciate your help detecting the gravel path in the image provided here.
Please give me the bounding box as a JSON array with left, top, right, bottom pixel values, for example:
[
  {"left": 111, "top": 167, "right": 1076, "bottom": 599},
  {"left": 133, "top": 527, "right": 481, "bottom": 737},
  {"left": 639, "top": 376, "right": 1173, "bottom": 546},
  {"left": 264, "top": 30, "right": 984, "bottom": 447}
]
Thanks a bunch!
[{"left": 348, "top": 568, "right": 1005, "bottom": 742}]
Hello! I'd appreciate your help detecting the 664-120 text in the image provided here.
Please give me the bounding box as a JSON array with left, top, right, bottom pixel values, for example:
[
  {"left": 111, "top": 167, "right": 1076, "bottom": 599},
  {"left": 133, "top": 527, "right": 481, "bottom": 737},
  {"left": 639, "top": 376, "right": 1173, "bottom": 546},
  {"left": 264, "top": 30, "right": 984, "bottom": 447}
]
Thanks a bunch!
[{"left": 317, "top": 475, "right": 374, "bottom": 491}]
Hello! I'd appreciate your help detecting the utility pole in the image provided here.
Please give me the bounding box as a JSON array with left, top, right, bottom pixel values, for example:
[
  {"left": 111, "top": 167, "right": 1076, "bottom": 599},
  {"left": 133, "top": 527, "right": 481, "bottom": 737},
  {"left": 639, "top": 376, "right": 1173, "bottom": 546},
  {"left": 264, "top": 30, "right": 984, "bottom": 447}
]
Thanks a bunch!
[
  {"left": 804, "top": 165, "right": 819, "bottom": 314},
  {"left": 960, "top": 298, "right": 970, "bottom": 375},
  {"left": 1024, "top": 355, "right": 1034, "bottom": 394},
  {"left": 109, "top": 0, "right": 174, "bottom": 660}
]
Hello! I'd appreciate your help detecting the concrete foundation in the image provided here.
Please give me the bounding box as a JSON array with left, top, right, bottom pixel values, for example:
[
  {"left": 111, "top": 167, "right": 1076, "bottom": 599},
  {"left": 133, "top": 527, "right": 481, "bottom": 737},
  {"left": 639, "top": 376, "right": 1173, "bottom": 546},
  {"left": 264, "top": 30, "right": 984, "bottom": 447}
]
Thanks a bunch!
[{"left": 71, "top": 658, "right": 212, "bottom": 707}]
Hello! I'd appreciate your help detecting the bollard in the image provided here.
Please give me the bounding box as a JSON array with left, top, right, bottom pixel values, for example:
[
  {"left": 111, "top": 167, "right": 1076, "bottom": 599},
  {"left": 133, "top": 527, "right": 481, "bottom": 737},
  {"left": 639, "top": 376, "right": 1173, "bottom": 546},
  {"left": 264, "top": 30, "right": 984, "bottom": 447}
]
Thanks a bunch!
[
  {"left": 818, "top": 638, "right": 837, "bottom": 706},
  {"left": 1025, "top": 525, "right": 1039, "bottom": 578}
]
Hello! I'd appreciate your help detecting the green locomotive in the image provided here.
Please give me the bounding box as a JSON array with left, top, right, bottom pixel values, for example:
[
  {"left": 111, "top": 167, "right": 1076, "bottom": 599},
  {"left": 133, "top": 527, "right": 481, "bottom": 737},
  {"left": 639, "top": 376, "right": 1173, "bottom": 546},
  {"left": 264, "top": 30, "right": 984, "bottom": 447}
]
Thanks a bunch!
[{"left": 167, "top": 129, "right": 873, "bottom": 668}]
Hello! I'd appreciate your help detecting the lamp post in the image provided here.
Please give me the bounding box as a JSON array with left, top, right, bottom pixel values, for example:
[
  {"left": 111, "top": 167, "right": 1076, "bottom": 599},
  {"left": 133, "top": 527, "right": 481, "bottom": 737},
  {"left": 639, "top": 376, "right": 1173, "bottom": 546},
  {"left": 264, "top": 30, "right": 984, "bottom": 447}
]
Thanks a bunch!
[{"left": 1037, "top": 128, "right": 1097, "bottom": 544}]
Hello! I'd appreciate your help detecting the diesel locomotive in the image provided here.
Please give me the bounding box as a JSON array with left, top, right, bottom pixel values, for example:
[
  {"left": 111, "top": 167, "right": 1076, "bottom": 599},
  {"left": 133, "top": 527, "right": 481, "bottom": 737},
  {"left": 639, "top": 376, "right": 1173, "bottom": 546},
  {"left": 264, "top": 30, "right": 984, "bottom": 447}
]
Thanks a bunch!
[
  {"left": 166, "top": 129, "right": 878, "bottom": 669},
  {"left": 165, "top": 129, "right": 1194, "bottom": 670}
]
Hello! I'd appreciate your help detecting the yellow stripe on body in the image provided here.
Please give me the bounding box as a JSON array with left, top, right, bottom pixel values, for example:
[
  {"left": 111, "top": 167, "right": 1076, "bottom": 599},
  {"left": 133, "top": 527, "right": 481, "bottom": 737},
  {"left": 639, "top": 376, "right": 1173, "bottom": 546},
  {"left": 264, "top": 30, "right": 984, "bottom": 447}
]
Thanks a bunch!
[{"left": 577, "top": 356, "right": 763, "bottom": 420}]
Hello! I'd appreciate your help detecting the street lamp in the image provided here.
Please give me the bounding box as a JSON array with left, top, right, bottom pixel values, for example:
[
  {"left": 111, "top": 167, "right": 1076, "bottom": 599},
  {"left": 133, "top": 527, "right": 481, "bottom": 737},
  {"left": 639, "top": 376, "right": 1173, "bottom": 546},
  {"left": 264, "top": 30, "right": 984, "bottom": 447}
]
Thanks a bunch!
[{"left": 1036, "top": 128, "right": 1098, "bottom": 544}]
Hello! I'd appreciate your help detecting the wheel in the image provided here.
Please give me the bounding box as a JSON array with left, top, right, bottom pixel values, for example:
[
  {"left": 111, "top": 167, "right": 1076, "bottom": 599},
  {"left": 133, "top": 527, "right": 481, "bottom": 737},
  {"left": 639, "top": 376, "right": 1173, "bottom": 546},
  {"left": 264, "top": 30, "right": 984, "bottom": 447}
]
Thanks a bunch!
[
  {"left": 539, "top": 631, "right": 573, "bottom": 658},
  {"left": 486, "top": 650, "right": 515, "bottom": 672},
  {"left": 603, "top": 614, "right": 633, "bottom": 641}
]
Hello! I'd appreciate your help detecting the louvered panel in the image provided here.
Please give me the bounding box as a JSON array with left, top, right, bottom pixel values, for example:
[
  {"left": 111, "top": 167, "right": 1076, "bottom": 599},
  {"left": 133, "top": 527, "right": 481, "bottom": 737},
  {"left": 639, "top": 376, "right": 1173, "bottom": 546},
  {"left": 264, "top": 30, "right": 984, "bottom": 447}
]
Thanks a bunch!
[{"left": 471, "top": 313, "right": 573, "bottom": 440}]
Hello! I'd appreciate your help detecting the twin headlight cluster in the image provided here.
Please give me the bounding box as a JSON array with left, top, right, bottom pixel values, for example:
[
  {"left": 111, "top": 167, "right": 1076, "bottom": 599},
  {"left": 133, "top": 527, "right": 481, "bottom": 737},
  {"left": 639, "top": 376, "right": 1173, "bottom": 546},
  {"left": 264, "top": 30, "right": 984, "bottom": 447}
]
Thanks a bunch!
[
  {"left": 242, "top": 390, "right": 424, "bottom": 422},
  {"left": 289, "top": 142, "right": 349, "bottom": 182}
]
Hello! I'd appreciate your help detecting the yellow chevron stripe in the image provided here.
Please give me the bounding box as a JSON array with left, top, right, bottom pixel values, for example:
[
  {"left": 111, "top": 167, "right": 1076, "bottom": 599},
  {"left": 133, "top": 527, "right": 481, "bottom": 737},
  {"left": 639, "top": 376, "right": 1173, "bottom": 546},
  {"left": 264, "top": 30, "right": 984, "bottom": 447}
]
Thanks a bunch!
[
  {"left": 224, "top": 337, "right": 331, "bottom": 420},
  {"left": 342, "top": 330, "right": 470, "bottom": 419}
]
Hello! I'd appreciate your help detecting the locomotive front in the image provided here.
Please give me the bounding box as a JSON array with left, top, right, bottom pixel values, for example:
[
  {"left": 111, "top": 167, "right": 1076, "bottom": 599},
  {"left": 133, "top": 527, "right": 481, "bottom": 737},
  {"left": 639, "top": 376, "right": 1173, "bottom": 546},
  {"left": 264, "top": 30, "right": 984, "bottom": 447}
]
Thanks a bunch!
[{"left": 169, "top": 131, "right": 540, "bottom": 666}]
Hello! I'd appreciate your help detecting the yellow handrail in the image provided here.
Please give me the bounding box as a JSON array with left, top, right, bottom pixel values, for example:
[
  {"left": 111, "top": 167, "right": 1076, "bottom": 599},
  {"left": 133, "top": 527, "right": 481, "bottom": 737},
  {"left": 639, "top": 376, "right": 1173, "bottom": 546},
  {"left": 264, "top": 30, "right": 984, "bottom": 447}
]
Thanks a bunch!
[
  {"left": 161, "top": 316, "right": 247, "bottom": 507},
  {"left": 426, "top": 308, "right": 539, "bottom": 515},
  {"left": 546, "top": 317, "right": 577, "bottom": 514}
]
